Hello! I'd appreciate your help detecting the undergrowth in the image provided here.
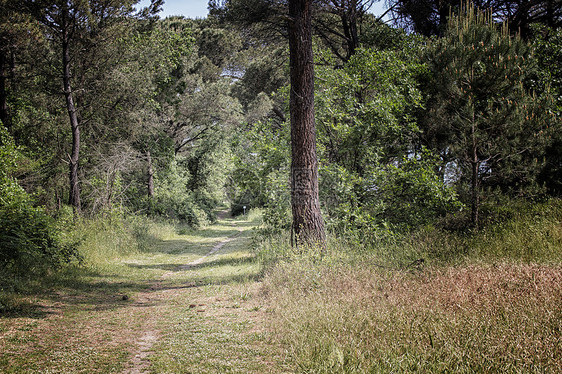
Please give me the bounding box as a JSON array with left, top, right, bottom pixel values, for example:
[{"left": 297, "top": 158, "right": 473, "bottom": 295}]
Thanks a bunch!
[
  {"left": 0, "top": 209, "right": 191, "bottom": 313},
  {"left": 256, "top": 198, "right": 562, "bottom": 269},
  {"left": 256, "top": 198, "right": 562, "bottom": 372}
]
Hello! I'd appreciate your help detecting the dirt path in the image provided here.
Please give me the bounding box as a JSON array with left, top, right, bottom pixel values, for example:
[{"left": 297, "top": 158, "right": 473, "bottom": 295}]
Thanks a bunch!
[
  {"left": 123, "top": 224, "right": 245, "bottom": 374},
  {"left": 0, "top": 213, "right": 289, "bottom": 373}
]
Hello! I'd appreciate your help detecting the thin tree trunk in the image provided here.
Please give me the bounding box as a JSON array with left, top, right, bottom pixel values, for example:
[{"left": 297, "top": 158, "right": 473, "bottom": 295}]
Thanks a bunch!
[
  {"left": 471, "top": 116, "right": 479, "bottom": 230},
  {"left": 0, "top": 51, "right": 8, "bottom": 130},
  {"left": 340, "top": 9, "right": 358, "bottom": 61},
  {"left": 438, "top": 0, "right": 449, "bottom": 36},
  {"left": 546, "top": 0, "right": 554, "bottom": 27},
  {"left": 288, "top": 0, "right": 326, "bottom": 246},
  {"left": 62, "top": 23, "right": 81, "bottom": 214},
  {"left": 106, "top": 171, "right": 115, "bottom": 210},
  {"left": 147, "top": 150, "right": 155, "bottom": 198},
  {"left": 56, "top": 189, "right": 62, "bottom": 211}
]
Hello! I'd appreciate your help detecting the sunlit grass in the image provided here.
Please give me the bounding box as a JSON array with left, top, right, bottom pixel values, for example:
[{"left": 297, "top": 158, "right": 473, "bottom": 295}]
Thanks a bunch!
[
  {"left": 0, "top": 210, "right": 276, "bottom": 373},
  {"left": 144, "top": 211, "right": 288, "bottom": 373},
  {"left": 262, "top": 261, "right": 562, "bottom": 373},
  {"left": 256, "top": 199, "right": 562, "bottom": 372}
]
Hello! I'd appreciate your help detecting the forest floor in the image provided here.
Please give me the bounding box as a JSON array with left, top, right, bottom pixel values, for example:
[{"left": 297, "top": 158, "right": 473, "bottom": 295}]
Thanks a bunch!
[
  {"left": 0, "top": 212, "right": 290, "bottom": 373},
  {"left": 3, "top": 208, "right": 561, "bottom": 373}
]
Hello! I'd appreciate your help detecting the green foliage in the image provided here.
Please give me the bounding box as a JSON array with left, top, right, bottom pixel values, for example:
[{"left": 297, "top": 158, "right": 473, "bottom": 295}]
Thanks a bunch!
[
  {"left": 314, "top": 47, "right": 461, "bottom": 232},
  {"left": 316, "top": 47, "right": 424, "bottom": 172},
  {"left": 422, "top": 3, "right": 557, "bottom": 202},
  {"left": 360, "top": 18, "right": 423, "bottom": 54},
  {"left": 260, "top": 167, "right": 291, "bottom": 233},
  {"left": 394, "top": 198, "right": 562, "bottom": 266},
  {"left": 319, "top": 153, "right": 462, "bottom": 236},
  {"left": 370, "top": 150, "right": 463, "bottom": 228},
  {"left": 0, "top": 126, "right": 79, "bottom": 276},
  {"left": 132, "top": 19, "right": 194, "bottom": 103},
  {"left": 532, "top": 26, "right": 562, "bottom": 110},
  {"left": 232, "top": 46, "right": 288, "bottom": 112},
  {"left": 532, "top": 26, "right": 562, "bottom": 195},
  {"left": 195, "top": 25, "right": 242, "bottom": 72},
  {"left": 143, "top": 157, "right": 208, "bottom": 227},
  {"left": 0, "top": 204, "right": 78, "bottom": 274},
  {"left": 228, "top": 115, "right": 291, "bottom": 226},
  {"left": 124, "top": 18, "right": 242, "bottom": 225}
]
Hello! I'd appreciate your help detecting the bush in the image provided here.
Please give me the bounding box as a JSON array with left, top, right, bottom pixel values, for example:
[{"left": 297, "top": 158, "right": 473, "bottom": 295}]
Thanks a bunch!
[
  {"left": 0, "top": 204, "right": 79, "bottom": 272},
  {"left": 0, "top": 125, "right": 79, "bottom": 275}
]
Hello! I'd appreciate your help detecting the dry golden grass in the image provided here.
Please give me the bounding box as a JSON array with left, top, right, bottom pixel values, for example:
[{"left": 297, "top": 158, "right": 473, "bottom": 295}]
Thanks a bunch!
[{"left": 262, "top": 261, "right": 562, "bottom": 373}]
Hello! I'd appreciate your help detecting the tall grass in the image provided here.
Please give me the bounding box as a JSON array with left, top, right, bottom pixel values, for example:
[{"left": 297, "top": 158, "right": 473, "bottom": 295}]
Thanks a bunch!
[
  {"left": 60, "top": 212, "right": 190, "bottom": 265},
  {"left": 257, "top": 198, "right": 562, "bottom": 372},
  {"left": 256, "top": 199, "right": 562, "bottom": 269},
  {"left": 262, "top": 261, "right": 562, "bottom": 373},
  {"left": 404, "top": 198, "right": 562, "bottom": 265},
  {"left": 69, "top": 217, "right": 139, "bottom": 265}
]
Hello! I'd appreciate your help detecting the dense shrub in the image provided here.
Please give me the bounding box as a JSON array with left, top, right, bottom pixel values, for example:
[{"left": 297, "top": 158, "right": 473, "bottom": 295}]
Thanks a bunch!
[
  {"left": 0, "top": 126, "right": 79, "bottom": 275},
  {"left": 0, "top": 204, "right": 79, "bottom": 272}
]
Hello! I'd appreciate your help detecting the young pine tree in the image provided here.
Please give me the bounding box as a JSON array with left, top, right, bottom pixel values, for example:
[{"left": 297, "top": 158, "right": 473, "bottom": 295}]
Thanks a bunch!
[{"left": 423, "top": 2, "right": 554, "bottom": 228}]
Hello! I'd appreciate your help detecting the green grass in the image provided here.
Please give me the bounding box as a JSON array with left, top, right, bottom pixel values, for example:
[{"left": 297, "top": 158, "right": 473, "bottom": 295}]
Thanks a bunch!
[
  {"left": 2, "top": 200, "right": 561, "bottom": 373},
  {"left": 148, "top": 230, "right": 287, "bottom": 373},
  {"left": 0, "top": 210, "right": 285, "bottom": 373}
]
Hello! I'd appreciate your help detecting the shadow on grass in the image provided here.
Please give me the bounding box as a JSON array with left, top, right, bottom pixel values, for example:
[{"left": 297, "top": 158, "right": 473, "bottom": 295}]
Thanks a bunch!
[
  {"left": 186, "top": 255, "right": 256, "bottom": 270},
  {"left": 138, "top": 229, "right": 244, "bottom": 256},
  {"left": 126, "top": 263, "right": 181, "bottom": 271},
  {"left": 1, "top": 218, "right": 258, "bottom": 320},
  {"left": 145, "top": 239, "right": 209, "bottom": 256},
  {"left": 182, "top": 227, "right": 243, "bottom": 240},
  {"left": 0, "top": 301, "right": 55, "bottom": 319},
  {"left": 157, "top": 272, "right": 261, "bottom": 290},
  {"left": 126, "top": 255, "right": 256, "bottom": 273},
  {"left": 1, "top": 270, "right": 149, "bottom": 319},
  {"left": 1, "top": 257, "right": 258, "bottom": 320}
]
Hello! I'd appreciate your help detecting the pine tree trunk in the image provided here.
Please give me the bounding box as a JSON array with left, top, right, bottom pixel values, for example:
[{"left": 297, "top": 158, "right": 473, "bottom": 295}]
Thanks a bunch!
[
  {"left": 288, "top": 0, "right": 326, "bottom": 246},
  {"left": 62, "top": 24, "right": 81, "bottom": 214}
]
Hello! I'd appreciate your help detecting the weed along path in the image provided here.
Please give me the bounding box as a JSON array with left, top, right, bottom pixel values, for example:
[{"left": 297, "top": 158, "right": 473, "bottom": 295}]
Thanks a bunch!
[{"left": 0, "top": 213, "right": 288, "bottom": 373}]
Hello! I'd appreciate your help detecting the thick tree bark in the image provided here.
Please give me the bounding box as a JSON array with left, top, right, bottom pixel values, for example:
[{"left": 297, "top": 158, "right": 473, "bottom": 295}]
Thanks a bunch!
[
  {"left": 62, "top": 22, "right": 81, "bottom": 214},
  {"left": 288, "top": 0, "right": 326, "bottom": 246}
]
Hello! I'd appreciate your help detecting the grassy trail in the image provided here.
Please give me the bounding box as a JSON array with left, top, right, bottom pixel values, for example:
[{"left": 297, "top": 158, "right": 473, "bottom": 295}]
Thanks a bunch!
[{"left": 0, "top": 213, "right": 288, "bottom": 373}]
